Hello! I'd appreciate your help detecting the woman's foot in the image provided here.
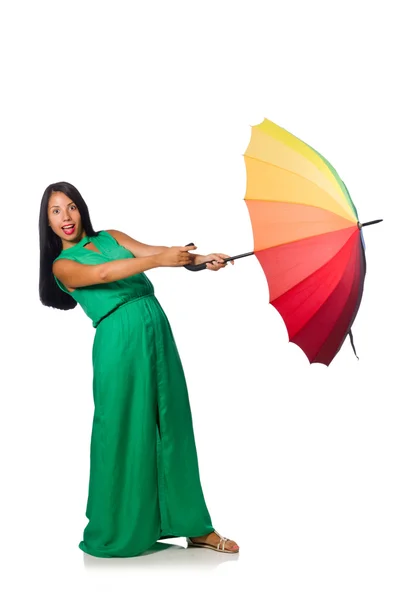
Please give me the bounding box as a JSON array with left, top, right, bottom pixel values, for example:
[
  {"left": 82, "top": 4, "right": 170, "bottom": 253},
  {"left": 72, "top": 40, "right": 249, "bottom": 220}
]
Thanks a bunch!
[{"left": 189, "top": 530, "right": 239, "bottom": 552}]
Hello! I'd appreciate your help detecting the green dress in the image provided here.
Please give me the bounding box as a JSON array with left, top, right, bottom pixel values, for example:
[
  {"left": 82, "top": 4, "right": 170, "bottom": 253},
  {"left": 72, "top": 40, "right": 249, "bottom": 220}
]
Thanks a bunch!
[{"left": 53, "top": 230, "right": 214, "bottom": 558}]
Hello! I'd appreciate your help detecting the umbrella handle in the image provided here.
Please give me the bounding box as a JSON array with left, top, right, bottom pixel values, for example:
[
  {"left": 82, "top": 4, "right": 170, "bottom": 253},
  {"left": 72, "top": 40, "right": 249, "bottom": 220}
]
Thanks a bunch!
[
  {"left": 184, "top": 243, "right": 210, "bottom": 271},
  {"left": 184, "top": 262, "right": 208, "bottom": 271}
]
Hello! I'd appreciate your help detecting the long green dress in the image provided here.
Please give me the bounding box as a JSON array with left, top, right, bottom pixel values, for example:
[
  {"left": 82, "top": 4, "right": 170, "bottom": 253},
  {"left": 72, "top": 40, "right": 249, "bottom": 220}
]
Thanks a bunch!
[{"left": 53, "top": 230, "right": 214, "bottom": 558}]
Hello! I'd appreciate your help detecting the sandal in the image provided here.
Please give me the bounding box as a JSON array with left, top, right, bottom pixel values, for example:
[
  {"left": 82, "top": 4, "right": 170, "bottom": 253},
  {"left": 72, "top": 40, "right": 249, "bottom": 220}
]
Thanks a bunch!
[{"left": 186, "top": 529, "right": 239, "bottom": 553}]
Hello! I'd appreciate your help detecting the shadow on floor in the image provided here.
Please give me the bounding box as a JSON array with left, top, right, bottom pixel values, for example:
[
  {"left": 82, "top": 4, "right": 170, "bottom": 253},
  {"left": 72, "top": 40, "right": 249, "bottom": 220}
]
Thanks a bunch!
[{"left": 83, "top": 539, "right": 240, "bottom": 571}]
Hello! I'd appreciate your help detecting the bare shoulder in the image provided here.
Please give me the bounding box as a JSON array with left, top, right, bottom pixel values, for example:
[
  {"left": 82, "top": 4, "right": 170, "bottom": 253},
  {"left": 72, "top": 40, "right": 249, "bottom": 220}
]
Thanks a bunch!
[
  {"left": 52, "top": 258, "right": 72, "bottom": 275},
  {"left": 52, "top": 258, "right": 104, "bottom": 291},
  {"left": 105, "top": 229, "right": 128, "bottom": 243},
  {"left": 104, "top": 229, "right": 149, "bottom": 257},
  {"left": 52, "top": 259, "right": 77, "bottom": 292}
]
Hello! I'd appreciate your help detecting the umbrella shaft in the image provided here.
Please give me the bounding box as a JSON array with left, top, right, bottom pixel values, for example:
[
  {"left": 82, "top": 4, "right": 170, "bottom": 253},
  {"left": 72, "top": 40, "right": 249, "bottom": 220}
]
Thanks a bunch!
[{"left": 224, "top": 251, "right": 255, "bottom": 263}]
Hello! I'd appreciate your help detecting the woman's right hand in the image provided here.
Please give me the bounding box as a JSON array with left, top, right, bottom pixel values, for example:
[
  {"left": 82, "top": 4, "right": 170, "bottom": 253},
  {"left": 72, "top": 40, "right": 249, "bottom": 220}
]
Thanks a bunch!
[{"left": 154, "top": 245, "right": 197, "bottom": 267}]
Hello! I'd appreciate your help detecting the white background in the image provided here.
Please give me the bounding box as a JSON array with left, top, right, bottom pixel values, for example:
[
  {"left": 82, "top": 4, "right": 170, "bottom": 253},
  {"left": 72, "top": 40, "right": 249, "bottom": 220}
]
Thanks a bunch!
[{"left": 1, "top": 0, "right": 396, "bottom": 598}]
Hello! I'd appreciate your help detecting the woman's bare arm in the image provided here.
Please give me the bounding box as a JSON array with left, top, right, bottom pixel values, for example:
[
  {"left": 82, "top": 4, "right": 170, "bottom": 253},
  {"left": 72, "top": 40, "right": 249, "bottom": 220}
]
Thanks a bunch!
[
  {"left": 107, "top": 229, "right": 207, "bottom": 265},
  {"left": 52, "top": 243, "right": 196, "bottom": 289},
  {"left": 53, "top": 255, "right": 158, "bottom": 289},
  {"left": 107, "top": 229, "right": 169, "bottom": 257}
]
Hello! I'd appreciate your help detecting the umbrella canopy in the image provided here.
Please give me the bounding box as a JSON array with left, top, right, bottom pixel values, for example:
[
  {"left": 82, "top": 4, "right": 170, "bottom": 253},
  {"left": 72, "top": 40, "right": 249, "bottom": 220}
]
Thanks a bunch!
[
  {"left": 243, "top": 118, "right": 380, "bottom": 365},
  {"left": 185, "top": 118, "right": 381, "bottom": 366}
]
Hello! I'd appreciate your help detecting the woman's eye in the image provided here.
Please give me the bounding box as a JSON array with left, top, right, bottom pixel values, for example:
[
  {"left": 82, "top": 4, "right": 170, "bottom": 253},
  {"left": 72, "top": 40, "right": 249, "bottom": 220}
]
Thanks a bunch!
[{"left": 51, "top": 205, "right": 76, "bottom": 215}]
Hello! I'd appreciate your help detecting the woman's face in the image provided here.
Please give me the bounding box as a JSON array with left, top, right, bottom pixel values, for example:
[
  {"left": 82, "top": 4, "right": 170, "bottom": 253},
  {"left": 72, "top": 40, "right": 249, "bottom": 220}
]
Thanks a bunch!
[{"left": 48, "top": 191, "right": 83, "bottom": 243}]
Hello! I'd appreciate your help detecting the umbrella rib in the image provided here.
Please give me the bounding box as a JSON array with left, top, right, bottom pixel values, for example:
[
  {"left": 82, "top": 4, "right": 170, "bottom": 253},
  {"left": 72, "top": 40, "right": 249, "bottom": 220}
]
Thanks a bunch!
[
  {"left": 244, "top": 199, "right": 357, "bottom": 252},
  {"left": 245, "top": 197, "right": 356, "bottom": 227},
  {"left": 244, "top": 154, "right": 354, "bottom": 221},
  {"left": 259, "top": 225, "right": 357, "bottom": 254}
]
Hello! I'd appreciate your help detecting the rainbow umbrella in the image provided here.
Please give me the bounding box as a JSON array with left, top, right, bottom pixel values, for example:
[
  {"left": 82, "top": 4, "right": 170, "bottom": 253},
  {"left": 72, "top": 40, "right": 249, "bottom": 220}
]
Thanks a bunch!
[{"left": 186, "top": 118, "right": 382, "bottom": 366}]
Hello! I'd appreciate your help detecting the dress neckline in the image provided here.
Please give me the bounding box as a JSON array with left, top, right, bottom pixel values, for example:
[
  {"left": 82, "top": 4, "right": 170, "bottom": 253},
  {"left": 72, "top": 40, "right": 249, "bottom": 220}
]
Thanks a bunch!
[{"left": 60, "top": 232, "right": 103, "bottom": 255}]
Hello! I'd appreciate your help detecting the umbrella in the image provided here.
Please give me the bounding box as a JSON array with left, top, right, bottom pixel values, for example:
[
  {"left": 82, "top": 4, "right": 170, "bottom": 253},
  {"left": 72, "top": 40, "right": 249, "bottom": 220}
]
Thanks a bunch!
[{"left": 186, "top": 118, "right": 382, "bottom": 366}]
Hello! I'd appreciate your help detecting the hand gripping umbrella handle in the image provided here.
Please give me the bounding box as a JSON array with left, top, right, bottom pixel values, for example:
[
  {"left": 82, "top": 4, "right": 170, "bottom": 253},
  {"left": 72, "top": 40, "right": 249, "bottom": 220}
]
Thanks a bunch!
[
  {"left": 183, "top": 242, "right": 255, "bottom": 271},
  {"left": 184, "top": 243, "right": 209, "bottom": 271}
]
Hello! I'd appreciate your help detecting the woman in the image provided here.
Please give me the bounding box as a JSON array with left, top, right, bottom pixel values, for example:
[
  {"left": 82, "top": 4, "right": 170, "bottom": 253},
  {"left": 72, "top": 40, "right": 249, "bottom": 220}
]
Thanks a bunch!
[{"left": 39, "top": 181, "right": 239, "bottom": 558}]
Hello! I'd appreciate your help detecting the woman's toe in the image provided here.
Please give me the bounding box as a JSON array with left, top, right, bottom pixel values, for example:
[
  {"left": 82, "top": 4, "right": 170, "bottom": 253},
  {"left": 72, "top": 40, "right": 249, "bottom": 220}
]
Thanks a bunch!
[{"left": 226, "top": 539, "right": 239, "bottom": 551}]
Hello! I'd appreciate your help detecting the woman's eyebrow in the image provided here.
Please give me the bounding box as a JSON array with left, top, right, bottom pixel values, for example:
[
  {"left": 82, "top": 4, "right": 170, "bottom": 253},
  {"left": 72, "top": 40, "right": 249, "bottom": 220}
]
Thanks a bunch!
[{"left": 50, "top": 201, "right": 74, "bottom": 208}]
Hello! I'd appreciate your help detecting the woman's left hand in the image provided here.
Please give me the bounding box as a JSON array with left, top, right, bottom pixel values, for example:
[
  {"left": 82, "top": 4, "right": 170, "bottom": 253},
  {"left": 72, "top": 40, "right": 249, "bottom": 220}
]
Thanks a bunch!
[{"left": 201, "top": 253, "right": 235, "bottom": 271}]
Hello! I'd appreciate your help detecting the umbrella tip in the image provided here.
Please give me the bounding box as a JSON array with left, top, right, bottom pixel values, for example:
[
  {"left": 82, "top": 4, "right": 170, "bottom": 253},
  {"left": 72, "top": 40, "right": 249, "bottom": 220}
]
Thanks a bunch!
[{"left": 359, "top": 219, "right": 384, "bottom": 228}]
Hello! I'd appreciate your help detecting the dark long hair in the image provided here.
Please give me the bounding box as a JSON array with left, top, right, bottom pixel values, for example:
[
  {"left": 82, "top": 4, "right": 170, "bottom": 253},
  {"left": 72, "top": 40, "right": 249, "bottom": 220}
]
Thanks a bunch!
[{"left": 39, "top": 181, "right": 100, "bottom": 310}]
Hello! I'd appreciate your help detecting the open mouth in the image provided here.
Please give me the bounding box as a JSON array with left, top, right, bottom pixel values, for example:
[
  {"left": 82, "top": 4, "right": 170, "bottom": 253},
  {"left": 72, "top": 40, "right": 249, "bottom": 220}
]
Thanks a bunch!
[{"left": 62, "top": 224, "right": 76, "bottom": 235}]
